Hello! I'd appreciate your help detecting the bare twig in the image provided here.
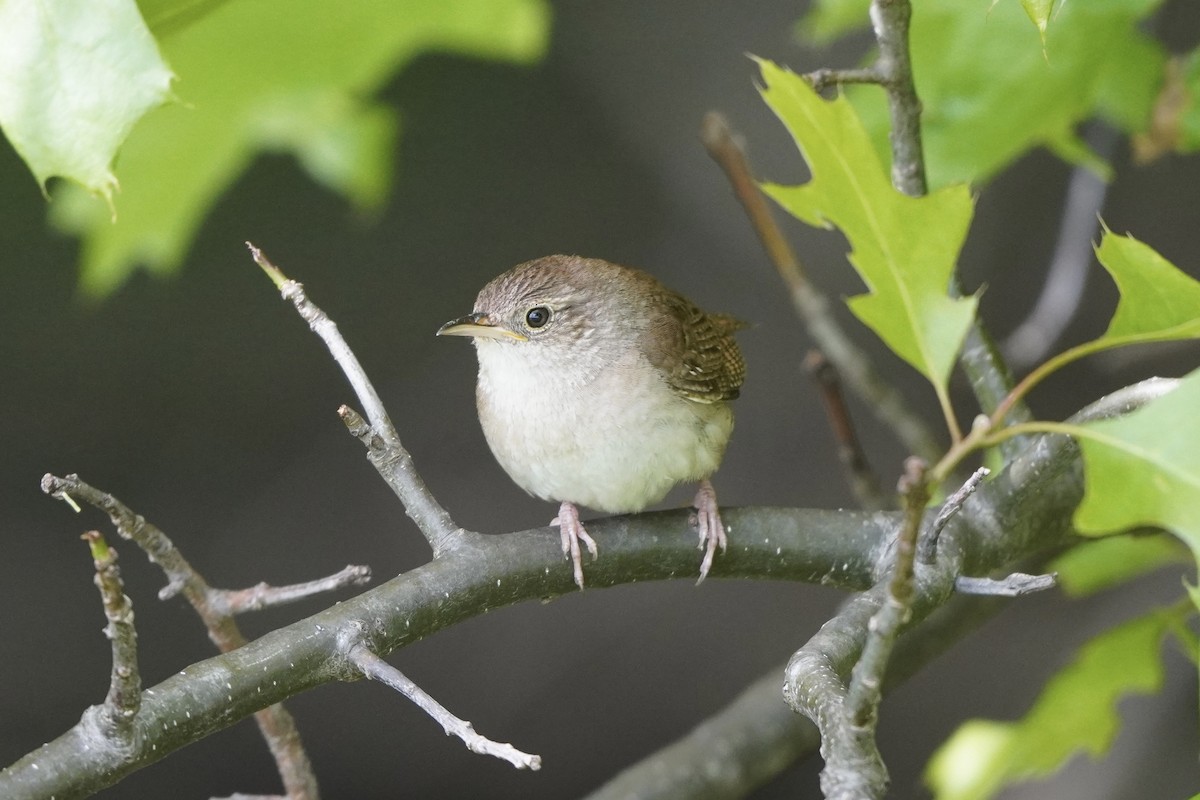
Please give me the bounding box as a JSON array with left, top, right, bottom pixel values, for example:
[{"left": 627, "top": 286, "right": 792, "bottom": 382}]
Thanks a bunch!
[
  {"left": 956, "top": 572, "right": 1057, "bottom": 596},
  {"left": 804, "top": 67, "right": 884, "bottom": 93},
  {"left": 919, "top": 466, "right": 989, "bottom": 563},
  {"left": 347, "top": 643, "right": 541, "bottom": 770},
  {"left": 83, "top": 531, "right": 142, "bottom": 739},
  {"left": 702, "top": 111, "right": 943, "bottom": 462},
  {"left": 209, "top": 565, "right": 372, "bottom": 616},
  {"left": 249, "top": 243, "right": 465, "bottom": 557},
  {"left": 868, "top": 0, "right": 926, "bottom": 196},
  {"left": 804, "top": 351, "right": 888, "bottom": 510},
  {"left": 846, "top": 458, "right": 929, "bottom": 727},
  {"left": 43, "top": 474, "right": 323, "bottom": 800}
]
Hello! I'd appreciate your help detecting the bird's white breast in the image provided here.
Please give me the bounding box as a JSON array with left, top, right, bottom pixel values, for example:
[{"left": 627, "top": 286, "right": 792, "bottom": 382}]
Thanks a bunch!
[{"left": 473, "top": 338, "right": 732, "bottom": 513}]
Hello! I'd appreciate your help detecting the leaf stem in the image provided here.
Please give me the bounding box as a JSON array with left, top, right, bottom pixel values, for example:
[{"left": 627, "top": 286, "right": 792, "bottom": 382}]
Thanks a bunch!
[{"left": 935, "top": 382, "right": 963, "bottom": 444}]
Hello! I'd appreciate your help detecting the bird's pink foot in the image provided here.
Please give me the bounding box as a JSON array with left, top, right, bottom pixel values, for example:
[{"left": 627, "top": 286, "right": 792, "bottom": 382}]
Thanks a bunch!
[
  {"left": 551, "top": 501, "right": 598, "bottom": 590},
  {"left": 693, "top": 479, "right": 727, "bottom": 584}
]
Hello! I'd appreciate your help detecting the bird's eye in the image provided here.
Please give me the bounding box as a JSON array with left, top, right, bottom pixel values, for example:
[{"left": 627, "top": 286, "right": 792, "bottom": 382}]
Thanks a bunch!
[{"left": 525, "top": 306, "right": 552, "bottom": 329}]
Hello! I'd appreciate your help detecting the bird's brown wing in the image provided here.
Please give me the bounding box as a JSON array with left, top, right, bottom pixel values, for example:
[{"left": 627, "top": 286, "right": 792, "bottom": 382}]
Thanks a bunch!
[{"left": 644, "top": 293, "right": 746, "bottom": 404}]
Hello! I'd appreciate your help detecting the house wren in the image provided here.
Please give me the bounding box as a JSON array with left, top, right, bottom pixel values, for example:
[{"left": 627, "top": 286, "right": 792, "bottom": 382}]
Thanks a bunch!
[{"left": 437, "top": 255, "right": 745, "bottom": 589}]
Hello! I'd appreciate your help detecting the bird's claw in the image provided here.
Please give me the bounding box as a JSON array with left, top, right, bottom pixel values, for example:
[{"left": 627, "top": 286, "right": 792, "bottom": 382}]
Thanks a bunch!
[
  {"left": 553, "top": 501, "right": 597, "bottom": 590},
  {"left": 693, "top": 479, "right": 727, "bottom": 584}
]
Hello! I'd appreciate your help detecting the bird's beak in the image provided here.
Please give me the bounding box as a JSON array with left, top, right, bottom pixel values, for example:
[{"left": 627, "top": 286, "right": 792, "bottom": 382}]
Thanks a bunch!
[{"left": 436, "top": 312, "right": 528, "bottom": 341}]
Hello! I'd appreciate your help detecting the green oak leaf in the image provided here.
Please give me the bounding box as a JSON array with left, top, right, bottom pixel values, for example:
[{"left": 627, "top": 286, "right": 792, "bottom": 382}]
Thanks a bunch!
[
  {"left": 1094, "top": 230, "right": 1200, "bottom": 348},
  {"left": 1018, "top": 232, "right": 1200, "bottom": 396},
  {"left": 47, "top": 0, "right": 550, "bottom": 295},
  {"left": 799, "top": 0, "right": 1167, "bottom": 187},
  {"left": 757, "top": 59, "right": 977, "bottom": 394},
  {"left": 926, "top": 607, "right": 1176, "bottom": 800},
  {"left": 0, "top": 0, "right": 174, "bottom": 204},
  {"left": 1072, "top": 368, "right": 1200, "bottom": 560}
]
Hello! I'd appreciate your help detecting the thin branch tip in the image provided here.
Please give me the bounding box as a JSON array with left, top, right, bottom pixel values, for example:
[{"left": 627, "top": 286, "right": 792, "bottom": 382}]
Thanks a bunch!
[
  {"left": 43, "top": 472, "right": 83, "bottom": 511},
  {"left": 349, "top": 645, "right": 542, "bottom": 770},
  {"left": 920, "top": 467, "right": 990, "bottom": 563},
  {"left": 210, "top": 565, "right": 373, "bottom": 615},
  {"left": 803, "top": 67, "right": 883, "bottom": 93},
  {"left": 260, "top": 255, "right": 460, "bottom": 549},
  {"left": 805, "top": 350, "right": 886, "bottom": 509},
  {"left": 700, "top": 110, "right": 738, "bottom": 151},
  {"left": 82, "top": 529, "right": 111, "bottom": 561},
  {"left": 338, "top": 405, "right": 371, "bottom": 437},
  {"left": 246, "top": 241, "right": 287, "bottom": 288},
  {"left": 83, "top": 528, "right": 142, "bottom": 735},
  {"left": 955, "top": 573, "right": 1057, "bottom": 597},
  {"left": 43, "top": 474, "right": 322, "bottom": 795}
]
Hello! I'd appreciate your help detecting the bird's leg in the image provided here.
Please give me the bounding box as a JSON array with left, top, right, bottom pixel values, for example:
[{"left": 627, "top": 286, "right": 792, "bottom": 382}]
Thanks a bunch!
[
  {"left": 693, "top": 479, "right": 728, "bottom": 583},
  {"left": 551, "top": 501, "right": 598, "bottom": 590}
]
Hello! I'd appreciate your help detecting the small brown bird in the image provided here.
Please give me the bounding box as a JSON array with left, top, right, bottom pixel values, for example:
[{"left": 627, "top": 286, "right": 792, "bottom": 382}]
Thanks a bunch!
[{"left": 438, "top": 255, "right": 745, "bottom": 589}]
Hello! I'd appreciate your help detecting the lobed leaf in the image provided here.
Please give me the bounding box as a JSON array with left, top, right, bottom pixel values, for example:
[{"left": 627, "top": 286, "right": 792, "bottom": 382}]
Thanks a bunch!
[
  {"left": 1094, "top": 229, "right": 1200, "bottom": 347},
  {"left": 757, "top": 59, "right": 977, "bottom": 393},
  {"left": 926, "top": 607, "right": 1176, "bottom": 800},
  {"left": 0, "top": 0, "right": 174, "bottom": 204},
  {"left": 46, "top": 0, "right": 551, "bottom": 295}
]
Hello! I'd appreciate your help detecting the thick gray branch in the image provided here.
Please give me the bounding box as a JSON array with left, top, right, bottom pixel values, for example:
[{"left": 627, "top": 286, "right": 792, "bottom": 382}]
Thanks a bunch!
[
  {"left": 584, "top": 589, "right": 1009, "bottom": 800},
  {"left": 6, "top": 380, "right": 1176, "bottom": 800},
  {"left": 0, "top": 506, "right": 885, "bottom": 800},
  {"left": 782, "top": 378, "right": 1177, "bottom": 799}
]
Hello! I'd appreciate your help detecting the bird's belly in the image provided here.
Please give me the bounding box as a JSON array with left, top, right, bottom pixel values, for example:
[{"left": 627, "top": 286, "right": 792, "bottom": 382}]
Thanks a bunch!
[{"left": 477, "top": 367, "right": 732, "bottom": 514}]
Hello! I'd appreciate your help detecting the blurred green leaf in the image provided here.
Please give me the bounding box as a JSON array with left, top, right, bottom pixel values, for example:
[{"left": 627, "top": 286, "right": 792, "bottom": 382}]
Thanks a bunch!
[
  {"left": 1051, "top": 534, "right": 1190, "bottom": 597},
  {"left": 0, "top": 0, "right": 174, "bottom": 203},
  {"left": 137, "top": 0, "right": 233, "bottom": 35},
  {"left": 47, "top": 0, "right": 551, "bottom": 295},
  {"left": 1133, "top": 49, "right": 1200, "bottom": 162},
  {"left": 926, "top": 607, "right": 1176, "bottom": 800},
  {"left": 795, "top": 0, "right": 870, "bottom": 46},
  {"left": 1182, "top": 50, "right": 1200, "bottom": 151},
  {"left": 1072, "top": 369, "right": 1200, "bottom": 562},
  {"left": 826, "top": 0, "right": 1167, "bottom": 187},
  {"left": 757, "top": 59, "right": 977, "bottom": 395}
]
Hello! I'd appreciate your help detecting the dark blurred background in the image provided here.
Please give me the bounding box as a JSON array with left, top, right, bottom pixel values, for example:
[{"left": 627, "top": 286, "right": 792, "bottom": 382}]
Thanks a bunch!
[{"left": 2, "top": 1, "right": 1198, "bottom": 798}]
